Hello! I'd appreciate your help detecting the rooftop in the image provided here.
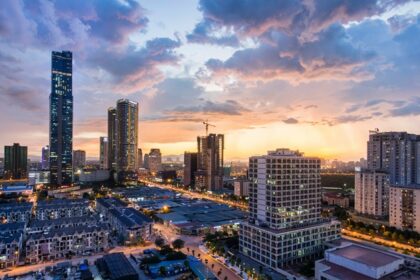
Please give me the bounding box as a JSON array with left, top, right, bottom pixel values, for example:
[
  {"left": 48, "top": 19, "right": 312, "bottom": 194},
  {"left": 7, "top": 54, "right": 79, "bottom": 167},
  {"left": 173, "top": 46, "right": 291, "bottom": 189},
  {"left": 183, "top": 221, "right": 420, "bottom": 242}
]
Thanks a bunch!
[
  {"left": 98, "top": 253, "right": 138, "bottom": 280},
  {"left": 330, "top": 244, "right": 401, "bottom": 268}
]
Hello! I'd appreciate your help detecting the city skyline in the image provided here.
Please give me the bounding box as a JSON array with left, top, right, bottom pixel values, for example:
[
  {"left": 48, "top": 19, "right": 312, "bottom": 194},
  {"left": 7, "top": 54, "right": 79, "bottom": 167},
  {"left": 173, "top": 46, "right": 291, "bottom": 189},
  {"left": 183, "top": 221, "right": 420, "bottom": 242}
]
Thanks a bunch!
[{"left": 1, "top": 1, "right": 420, "bottom": 162}]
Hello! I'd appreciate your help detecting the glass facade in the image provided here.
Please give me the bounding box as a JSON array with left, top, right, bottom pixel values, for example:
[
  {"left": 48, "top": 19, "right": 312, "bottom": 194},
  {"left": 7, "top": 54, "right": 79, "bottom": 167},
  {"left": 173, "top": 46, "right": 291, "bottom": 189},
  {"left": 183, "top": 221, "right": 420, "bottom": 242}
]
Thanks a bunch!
[{"left": 49, "top": 51, "right": 73, "bottom": 185}]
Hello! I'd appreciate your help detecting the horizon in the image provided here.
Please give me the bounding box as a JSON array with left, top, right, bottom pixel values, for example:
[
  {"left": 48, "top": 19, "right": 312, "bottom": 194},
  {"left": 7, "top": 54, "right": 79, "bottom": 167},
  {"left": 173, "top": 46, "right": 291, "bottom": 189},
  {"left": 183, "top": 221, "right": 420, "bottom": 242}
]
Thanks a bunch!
[{"left": 1, "top": 1, "right": 420, "bottom": 162}]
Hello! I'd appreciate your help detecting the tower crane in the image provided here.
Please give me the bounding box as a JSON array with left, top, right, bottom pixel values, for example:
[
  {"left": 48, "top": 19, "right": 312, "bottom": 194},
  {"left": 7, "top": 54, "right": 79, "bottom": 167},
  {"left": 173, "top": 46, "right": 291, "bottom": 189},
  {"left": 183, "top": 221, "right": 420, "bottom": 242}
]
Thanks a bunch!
[{"left": 202, "top": 120, "right": 215, "bottom": 136}]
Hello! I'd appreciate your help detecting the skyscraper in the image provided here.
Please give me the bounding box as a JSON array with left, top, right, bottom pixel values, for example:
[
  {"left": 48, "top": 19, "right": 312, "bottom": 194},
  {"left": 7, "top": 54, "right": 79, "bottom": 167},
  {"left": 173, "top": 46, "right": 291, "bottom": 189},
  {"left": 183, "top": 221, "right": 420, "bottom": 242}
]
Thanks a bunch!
[
  {"left": 100, "top": 137, "right": 108, "bottom": 169},
  {"left": 137, "top": 148, "right": 143, "bottom": 169},
  {"left": 73, "top": 150, "right": 86, "bottom": 170},
  {"left": 4, "top": 143, "right": 28, "bottom": 180},
  {"left": 197, "top": 134, "right": 224, "bottom": 191},
  {"left": 49, "top": 51, "right": 73, "bottom": 186},
  {"left": 116, "top": 99, "right": 138, "bottom": 173},
  {"left": 240, "top": 149, "right": 340, "bottom": 270},
  {"left": 389, "top": 185, "right": 420, "bottom": 232},
  {"left": 183, "top": 152, "right": 197, "bottom": 186},
  {"left": 148, "top": 148, "right": 161, "bottom": 174},
  {"left": 41, "top": 145, "right": 49, "bottom": 170},
  {"left": 107, "top": 107, "right": 117, "bottom": 171}
]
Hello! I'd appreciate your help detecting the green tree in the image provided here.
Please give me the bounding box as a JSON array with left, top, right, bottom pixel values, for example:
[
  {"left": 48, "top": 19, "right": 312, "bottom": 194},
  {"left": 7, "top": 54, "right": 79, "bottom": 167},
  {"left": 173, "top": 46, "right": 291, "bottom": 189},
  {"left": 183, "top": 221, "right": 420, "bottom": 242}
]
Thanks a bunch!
[
  {"left": 159, "top": 266, "right": 167, "bottom": 276},
  {"left": 172, "top": 239, "right": 185, "bottom": 250},
  {"left": 155, "top": 237, "right": 165, "bottom": 248}
]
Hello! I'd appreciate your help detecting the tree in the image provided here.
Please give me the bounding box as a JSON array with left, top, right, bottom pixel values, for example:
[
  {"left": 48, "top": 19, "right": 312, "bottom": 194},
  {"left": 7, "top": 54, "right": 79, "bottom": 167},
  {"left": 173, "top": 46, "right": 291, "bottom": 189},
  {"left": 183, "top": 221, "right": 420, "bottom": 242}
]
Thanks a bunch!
[
  {"left": 172, "top": 239, "right": 185, "bottom": 251},
  {"left": 155, "top": 237, "right": 165, "bottom": 248},
  {"left": 159, "top": 266, "right": 167, "bottom": 276}
]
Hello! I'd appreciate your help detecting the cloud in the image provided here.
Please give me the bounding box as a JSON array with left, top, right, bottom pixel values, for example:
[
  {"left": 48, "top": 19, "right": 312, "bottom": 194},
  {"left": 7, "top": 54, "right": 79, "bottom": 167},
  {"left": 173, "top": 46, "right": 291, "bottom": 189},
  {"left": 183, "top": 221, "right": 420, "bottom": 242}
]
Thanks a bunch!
[
  {"left": 87, "top": 37, "right": 181, "bottom": 91},
  {"left": 0, "top": 0, "right": 149, "bottom": 48},
  {"left": 283, "top": 117, "right": 299, "bottom": 124},
  {"left": 172, "top": 100, "right": 249, "bottom": 116},
  {"left": 205, "top": 24, "right": 375, "bottom": 82},
  {"left": 389, "top": 98, "right": 420, "bottom": 117},
  {"left": 186, "top": 21, "right": 239, "bottom": 47}
]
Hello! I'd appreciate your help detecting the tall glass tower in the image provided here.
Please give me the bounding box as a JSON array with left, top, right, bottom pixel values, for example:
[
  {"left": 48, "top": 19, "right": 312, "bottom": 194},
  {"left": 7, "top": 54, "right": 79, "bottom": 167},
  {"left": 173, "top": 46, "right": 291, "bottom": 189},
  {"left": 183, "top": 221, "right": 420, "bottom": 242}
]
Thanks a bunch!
[{"left": 49, "top": 51, "right": 73, "bottom": 186}]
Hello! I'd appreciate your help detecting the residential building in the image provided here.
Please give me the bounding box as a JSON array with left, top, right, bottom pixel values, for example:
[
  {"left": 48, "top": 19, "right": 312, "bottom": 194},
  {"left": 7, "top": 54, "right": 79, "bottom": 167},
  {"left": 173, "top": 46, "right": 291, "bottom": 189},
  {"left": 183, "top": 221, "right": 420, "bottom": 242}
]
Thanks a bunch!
[
  {"left": 116, "top": 99, "right": 138, "bottom": 173},
  {"left": 322, "top": 193, "right": 349, "bottom": 208},
  {"left": 95, "top": 198, "right": 151, "bottom": 243},
  {"left": 4, "top": 143, "right": 27, "bottom": 180},
  {"left": 100, "top": 137, "right": 108, "bottom": 169},
  {"left": 354, "top": 170, "right": 389, "bottom": 217},
  {"left": 0, "top": 232, "right": 22, "bottom": 268},
  {"left": 73, "top": 150, "right": 86, "bottom": 170},
  {"left": 315, "top": 243, "right": 408, "bottom": 280},
  {"left": 35, "top": 199, "right": 90, "bottom": 220},
  {"left": 107, "top": 107, "right": 117, "bottom": 170},
  {"left": 183, "top": 152, "right": 197, "bottom": 186},
  {"left": 197, "top": 134, "right": 224, "bottom": 191},
  {"left": 0, "top": 202, "right": 32, "bottom": 223},
  {"left": 25, "top": 224, "right": 109, "bottom": 263},
  {"left": 27, "top": 216, "right": 101, "bottom": 234},
  {"left": 367, "top": 131, "right": 420, "bottom": 185},
  {"left": 137, "top": 148, "right": 143, "bottom": 168},
  {"left": 50, "top": 50, "right": 73, "bottom": 186},
  {"left": 148, "top": 148, "right": 161, "bottom": 174},
  {"left": 41, "top": 145, "right": 49, "bottom": 170},
  {"left": 389, "top": 185, "right": 420, "bottom": 232},
  {"left": 234, "top": 179, "right": 250, "bottom": 197},
  {"left": 240, "top": 149, "right": 340, "bottom": 271}
]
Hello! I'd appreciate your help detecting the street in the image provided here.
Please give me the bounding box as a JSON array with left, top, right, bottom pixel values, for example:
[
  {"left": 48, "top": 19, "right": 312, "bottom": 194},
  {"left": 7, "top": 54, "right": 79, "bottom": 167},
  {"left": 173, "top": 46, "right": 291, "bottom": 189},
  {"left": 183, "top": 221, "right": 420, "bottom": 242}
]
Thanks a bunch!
[
  {"left": 143, "top": 180, "right": 248, "bottom": 211},
  {"left": 0, "top": 244, "right": 155, "bottom": 278},
  {"left": 342, "top": 228, "right": 420, "bottom": 254}
]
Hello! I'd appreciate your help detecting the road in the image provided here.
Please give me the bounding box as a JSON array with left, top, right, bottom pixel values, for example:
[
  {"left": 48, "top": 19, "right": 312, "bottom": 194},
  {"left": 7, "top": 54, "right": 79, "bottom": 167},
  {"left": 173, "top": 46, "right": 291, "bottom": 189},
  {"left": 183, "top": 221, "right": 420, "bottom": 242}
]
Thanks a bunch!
[
  {"left": 154, "top": 223, "right": 242, "bottom": 280},
  {"left": 342, "top": 228, "right": 420, "bottom": 254},
  {"left": 143, "top": 180, "right": 248, "bottom": 211},
  {"left": 0, "top": 244, "right": 155, "bottom": 278}
]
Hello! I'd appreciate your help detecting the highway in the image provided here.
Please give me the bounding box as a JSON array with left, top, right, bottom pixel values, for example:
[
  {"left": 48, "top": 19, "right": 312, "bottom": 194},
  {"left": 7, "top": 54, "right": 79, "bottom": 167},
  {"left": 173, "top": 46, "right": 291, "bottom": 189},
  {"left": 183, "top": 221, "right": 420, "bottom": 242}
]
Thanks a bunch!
[
  {"left": 342, "top": 228, "right": 420, "bottom": 254},
  {"left": 142, "top": 180, "right": 248, "bottom": 211}
]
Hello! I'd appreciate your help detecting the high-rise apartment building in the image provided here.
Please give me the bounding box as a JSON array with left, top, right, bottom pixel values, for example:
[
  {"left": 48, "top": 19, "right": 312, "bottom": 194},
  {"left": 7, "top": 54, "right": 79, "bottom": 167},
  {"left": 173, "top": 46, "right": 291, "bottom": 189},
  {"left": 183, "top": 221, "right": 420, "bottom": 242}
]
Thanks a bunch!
[
  {"left": 148, "top": 148, "right": 161, "bottom": 174},
  {"left": 116, "top": 99, "right": 138, "bottom": 173},
  {"left": 389, "top": 185, "right": 420, "bottom": 232},
  {"left": 41, "top": 145, "right": 49, "bottom": 170},
  {"left": 99, "top": 137, "right": 108, "bottom": 169},
  {"left": 137, "top": 148, "right": 143, "bottom": 169},
  {"left": 73, "top": 150, "right": 86, "bottom": 170},
  {"left": 107, "top": 107, "right": 117, "bottom": 171},
  {"left": 197, "top": 134, "right": 224, "bottom": 191},
  {"left": 354, "top": 170, "right": 390, "bottom": 217},
  {"left": 356, "top": 131, "right": 420, "bottom": 219},
  {"left": 4, "top": 143, "right": 28, "bottom": 180},
  {"left": 49, "top": 51, "right": 73, "bottom": 186},
  {"left": 183, "top": 152, "right": 197, "bottom": 186},
  {"left": 367, "top": 131, "right": 420, "bottom": 185},
  {"left": 240, "top": 149, "right": 340, "bottom": 270}
]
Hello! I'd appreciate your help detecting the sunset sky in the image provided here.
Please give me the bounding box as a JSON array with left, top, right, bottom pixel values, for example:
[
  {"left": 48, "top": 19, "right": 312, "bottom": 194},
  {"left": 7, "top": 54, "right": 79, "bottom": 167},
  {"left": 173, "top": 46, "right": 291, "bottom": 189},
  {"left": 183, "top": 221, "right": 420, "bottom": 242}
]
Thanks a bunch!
[{"left": 1, "top": 0, "right": 420, "bottom": 161}]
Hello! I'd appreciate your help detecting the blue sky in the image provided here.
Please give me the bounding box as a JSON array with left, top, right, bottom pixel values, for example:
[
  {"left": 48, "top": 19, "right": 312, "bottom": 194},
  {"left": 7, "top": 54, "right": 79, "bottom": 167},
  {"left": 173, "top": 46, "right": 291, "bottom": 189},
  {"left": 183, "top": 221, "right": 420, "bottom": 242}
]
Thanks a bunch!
[{"left": 1, "top": 0, "right": 420, "bottom": 161}]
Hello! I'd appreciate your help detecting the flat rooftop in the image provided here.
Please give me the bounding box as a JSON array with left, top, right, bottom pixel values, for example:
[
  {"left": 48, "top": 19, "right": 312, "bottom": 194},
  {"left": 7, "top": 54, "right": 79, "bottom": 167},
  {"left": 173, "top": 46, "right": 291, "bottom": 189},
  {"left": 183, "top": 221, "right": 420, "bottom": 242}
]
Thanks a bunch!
[{"left": 331, "top": 244, "right": 401, "bottom": 268}]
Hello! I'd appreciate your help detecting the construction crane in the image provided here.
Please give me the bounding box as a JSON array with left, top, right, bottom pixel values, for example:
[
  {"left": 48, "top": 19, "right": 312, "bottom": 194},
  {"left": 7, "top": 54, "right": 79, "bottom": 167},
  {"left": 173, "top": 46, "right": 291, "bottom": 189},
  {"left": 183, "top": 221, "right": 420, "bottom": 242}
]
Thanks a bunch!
[{"left": 202, "top": 120, "right": 215, "bottom": 135}]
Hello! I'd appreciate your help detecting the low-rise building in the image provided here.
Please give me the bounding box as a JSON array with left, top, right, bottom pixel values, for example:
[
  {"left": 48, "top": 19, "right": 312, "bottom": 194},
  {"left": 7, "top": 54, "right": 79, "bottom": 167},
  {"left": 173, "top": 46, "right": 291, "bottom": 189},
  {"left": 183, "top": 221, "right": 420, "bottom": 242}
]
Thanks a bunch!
[
  {"left": 323, "top": 193, "right": 349, "bottom": 208},
  {"left": 0, "top": 202, "right": 32, "bottom": 223},
  {"left": 25, "top": 224, "right": 109, "bottom": 263},
  {"left": 35, "top": 199, "right": 90, "bottom": 220},
  {"left": 96, "top": 253, "right": 138, "bottom": 280},
  {"left": 108, "top": 207, "right": 152, "bottom": 243},
  {"left": 389, "top": 185, "right": 420, "bottom": 232},
  {"left": 0, "top": 232, "right": 23, "bottom": 268},
  {"left": 315, "top": 243, "right": 409, "bottom": 280},
  {"left": 27, "top": 215, "right": 101, "bottom": 234}
]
